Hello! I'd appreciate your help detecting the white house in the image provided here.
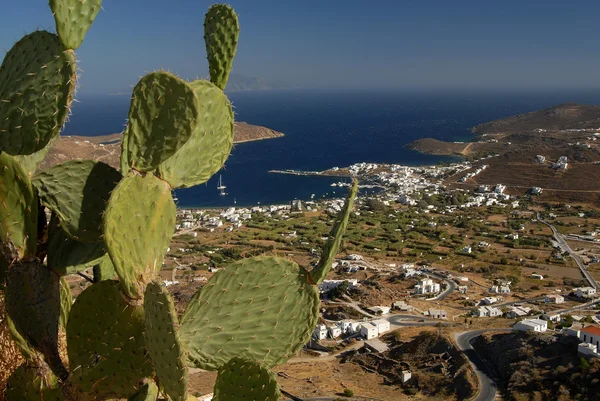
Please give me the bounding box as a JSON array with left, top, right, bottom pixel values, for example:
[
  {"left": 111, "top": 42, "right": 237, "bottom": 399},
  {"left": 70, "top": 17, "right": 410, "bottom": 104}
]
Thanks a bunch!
[
  {"left": 461, "top": 246, "right": 472, "bottom": 254},
  {"left": 474, "top": 306, "right": 502, "bottom": 318},
  {"left": 541, "top": 313, "right": 561, "bottom": 323},
  {"left": 328, "top": 326, "right": 342, "bottom": 338},
  {"left": 578, "top": 343, "right": 600, "bottom": 358},
  {"left": 414, "top": 278, "right": 441, "bottom": 295},
  {"left": 545, "top": 294, "right": 565, "bottom": 304},
  {"left": 513, "top": 319, "right": 547, "bottom": 333},
  {"left": 319, "top": 279, "right": 359, "bottom": 293},
  {"left": 404, "top": 267, "right": 418, "bottom": 278},
  {"left": 360, "top": 322, "right": 378, "bottom": 340},
  {"left": 338, "top": 320, "right": 361, "bottom": 334},
  {"left": 428, "top": 309, "right": 448, "bottom": 320},
  {"left": 481, "top": 297, "right": 499, "bottom": 305},
  {"left": 401, "top": 371, "right": 412, "bottom": 383},
  {"left": 313, "top": 324, "right": 327, "bottom": 340},
  {"left": 577, "top": 287, "right": 597, "bottom": 298},
  {"left": 489, "top": 285, "right": 510, "bottom": 294},
  {"left": 506, "top": 306, "right": 531, "bottom": 319},
  {"left": 372, "top": 319, "right": 391, "bottom": 335},
  {"left": 530, "top": 273, "right": 544, "bottom": 280},
  {"left": 579, "top": 326, "right": 600, "bottom": 349},
  {"left": 368, "top": 306, "right": 391, "bottom": 315}
]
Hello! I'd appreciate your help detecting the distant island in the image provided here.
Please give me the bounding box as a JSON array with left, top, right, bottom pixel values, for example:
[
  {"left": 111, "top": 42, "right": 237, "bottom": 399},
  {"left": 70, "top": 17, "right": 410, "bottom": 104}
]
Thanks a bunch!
[
  {"left": 40, "top": 121, "right": 284, "bottom": 171},
  {"left": 408, "top": 102, "right": 600, "bottom": 205}
]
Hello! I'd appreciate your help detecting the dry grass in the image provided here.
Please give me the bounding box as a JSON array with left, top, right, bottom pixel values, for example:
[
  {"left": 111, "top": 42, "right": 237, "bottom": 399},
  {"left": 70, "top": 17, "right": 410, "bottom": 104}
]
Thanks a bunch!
[{"left": 0, "top": 294, "right": 24, "bottom": 400}]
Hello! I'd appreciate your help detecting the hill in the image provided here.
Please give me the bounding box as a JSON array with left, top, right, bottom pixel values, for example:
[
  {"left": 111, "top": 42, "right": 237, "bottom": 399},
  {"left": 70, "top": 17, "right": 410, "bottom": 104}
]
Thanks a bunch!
[
  {"left": 39, "top": 122, "right": 284, "bottom": 171},
  {"left": 473, "top": 331, "right": 600, "bottom": 401},
  {"left": 473, "top": 103, "right": 600, "bottom": 135},
  {"left": 225, "top": 74, "right": 294, "bottom": 92}
]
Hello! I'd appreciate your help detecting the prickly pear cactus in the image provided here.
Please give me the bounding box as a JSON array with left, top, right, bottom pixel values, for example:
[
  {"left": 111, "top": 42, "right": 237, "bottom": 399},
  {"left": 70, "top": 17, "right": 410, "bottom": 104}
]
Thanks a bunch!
[
  {"left": 103, "top": 172, "right": 176, "bottom": 298},
  {"left": 204, "top": 4, "right": 240, "bottom": 90},
  {"left": 0, "top": 3, "right": 363, "bottom": 401},
  {"left": 144, "top": 282, "right": 188, "bottom": 401},
  {"left": 49, "top": 0, "right": 103, "bottom": 50},
  {"left": 0, "top": 31, "right": 76, "bottom": 155},
  {"left": 213, "top": 358, "right": 280, "bottom": 401},
  {"left": 180, "top": 256, "right": 320, "bottom": 370},
  {"left": 66, "top": 280, "right": 153, "bottom": 399},
  {"left": 124, "top": 72, "right": 200, "bottom": 172}
]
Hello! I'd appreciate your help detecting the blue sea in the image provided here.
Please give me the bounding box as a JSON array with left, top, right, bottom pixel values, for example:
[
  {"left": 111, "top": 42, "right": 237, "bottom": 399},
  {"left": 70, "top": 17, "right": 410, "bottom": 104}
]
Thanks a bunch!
[{"left": 63, "top": 89, "right": 600, "bottom": 207}]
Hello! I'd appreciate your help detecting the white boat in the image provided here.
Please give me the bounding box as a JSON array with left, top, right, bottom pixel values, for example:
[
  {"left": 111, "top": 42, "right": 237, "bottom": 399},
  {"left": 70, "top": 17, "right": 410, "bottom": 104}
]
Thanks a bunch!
[{"left": 217, "top": 174, "right": 227, "bottom": 196}]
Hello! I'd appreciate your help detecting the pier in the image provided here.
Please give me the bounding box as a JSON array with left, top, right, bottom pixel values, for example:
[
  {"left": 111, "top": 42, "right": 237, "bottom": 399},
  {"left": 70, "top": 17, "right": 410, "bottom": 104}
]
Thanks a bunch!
[{"left": 268, "top": 169, "right": 350, "bottom": 178}]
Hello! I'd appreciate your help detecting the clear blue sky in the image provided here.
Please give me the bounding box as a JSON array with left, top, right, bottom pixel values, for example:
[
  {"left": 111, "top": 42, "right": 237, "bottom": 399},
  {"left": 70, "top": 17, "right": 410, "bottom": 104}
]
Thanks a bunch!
[{"left": 2, "top": 0, "right": 600, "bottom": 94}]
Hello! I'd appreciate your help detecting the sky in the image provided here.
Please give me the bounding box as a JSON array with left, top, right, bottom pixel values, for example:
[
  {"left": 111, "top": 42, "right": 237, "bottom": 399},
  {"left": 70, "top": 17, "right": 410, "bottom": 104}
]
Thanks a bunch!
[{"left": 2, "top": 0, "right": 600, "bottom": 94}]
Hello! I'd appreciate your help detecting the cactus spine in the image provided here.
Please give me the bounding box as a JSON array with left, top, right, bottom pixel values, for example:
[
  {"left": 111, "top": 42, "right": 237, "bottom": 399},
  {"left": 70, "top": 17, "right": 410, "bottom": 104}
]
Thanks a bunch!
[{"left": 0, "top": 2, "right": 359, "bottom": 401}]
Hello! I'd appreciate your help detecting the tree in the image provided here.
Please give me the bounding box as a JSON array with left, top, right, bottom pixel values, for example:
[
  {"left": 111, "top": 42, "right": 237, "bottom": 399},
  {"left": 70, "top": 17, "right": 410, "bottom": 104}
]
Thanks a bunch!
[{"left": 343, "top": 389, "right": 355, "bottom": 397}]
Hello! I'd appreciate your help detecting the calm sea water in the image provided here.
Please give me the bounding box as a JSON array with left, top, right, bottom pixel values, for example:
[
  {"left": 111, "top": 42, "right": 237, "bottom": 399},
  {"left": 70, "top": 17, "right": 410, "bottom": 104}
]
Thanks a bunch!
[{"left": 63, "top": 89, "right": 600, "bottom": 207}]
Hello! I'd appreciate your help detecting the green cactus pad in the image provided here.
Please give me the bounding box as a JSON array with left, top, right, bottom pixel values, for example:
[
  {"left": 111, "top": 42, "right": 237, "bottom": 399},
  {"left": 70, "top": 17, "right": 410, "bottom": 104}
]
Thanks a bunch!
[
  {"left": 59, "top": 276, "right": 72, "bottom": 330},
  {"left": 157, "top": 80, "right": 234, "bottom": 188},
  {"left": 204, "top": 5, "right": 240, "bottom": 90},
  {"left": 33, "top": 160, "right": 121, "bottom": 243},
  {"left": 47, "top": 214, "right": 105, "bottom": 276},
  {"left": 5, "top": 364, "right": 64, "bottom": 401},
  {"left": 0, "top": 152, "right": 38, "bottom": 260},
  {"left": 50, "top": 0, "right": 102, "bottom": 50},
  {"left": 0, "top": 31, "right": 76, "bottom": 155},
  {"left": 310, "top": 179, "right": 358, "bottom": 285},
  {"left": 5, "top": 261, "right": 67, "bottom": 380},
  {"left": 120, "top": 131, "right": 130, "bottom": 175},
  {"left": 213, "top": 357, "right": 280, "bottom": 401},
  {"left": 93, "top": 254, "right": 116, "bottom": 282},
  {"left": 144, "top": 282, "right": 188, "bottom": 401},
  {"left": 13, "top": 136, "right": 57, "bottom": 177},
  {"left": 128, "top": 381, "right": 159, "bottom": 401},
  {"left": 104, "top": 172, "right": 176, "bottom": 298},
  {"left": 125, "top": 71, "right": 200, "bottom": 172},
  {"left": 180, "top": 256, "right": 319, "bottom": 370},
  {"left": 6, "top": 313, "right": 37, "bottom": 362},
  {"left": 67, "top": 280, "right": 153, "bottom": 399}
]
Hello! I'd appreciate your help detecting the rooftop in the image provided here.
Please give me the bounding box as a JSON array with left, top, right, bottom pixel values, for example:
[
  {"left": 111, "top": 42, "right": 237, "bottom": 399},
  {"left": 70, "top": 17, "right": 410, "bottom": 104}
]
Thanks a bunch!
[{"left": 582, "top": 326, "right": 600, "bottom": 336}]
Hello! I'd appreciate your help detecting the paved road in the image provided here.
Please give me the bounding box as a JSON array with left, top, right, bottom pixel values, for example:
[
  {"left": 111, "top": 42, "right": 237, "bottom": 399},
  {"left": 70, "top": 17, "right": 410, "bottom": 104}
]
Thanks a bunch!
[
  {"left": 424, "top": 272, "right": 457, "bottom": 301},
  {"left": 538, "top": 216, "right": 599, "bottom": 290},
  {"left": 454, "top": 328, "right": 510, "bottom": 401}
]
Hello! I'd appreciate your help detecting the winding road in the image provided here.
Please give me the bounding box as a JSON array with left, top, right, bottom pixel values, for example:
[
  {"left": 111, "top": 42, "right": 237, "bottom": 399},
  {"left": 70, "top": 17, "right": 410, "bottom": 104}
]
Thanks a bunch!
[
  {"left": 454, "top": 328, "right": 510, "bottom": 401},
  {"left": 538, "top": 215, "right": 599, "bottom": 290}
]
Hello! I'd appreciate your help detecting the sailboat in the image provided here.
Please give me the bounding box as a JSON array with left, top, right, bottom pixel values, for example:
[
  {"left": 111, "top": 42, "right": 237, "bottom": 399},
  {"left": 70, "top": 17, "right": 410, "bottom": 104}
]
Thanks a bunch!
[{"left": 217, "top": 174, "right": 227, "bottom": 196}]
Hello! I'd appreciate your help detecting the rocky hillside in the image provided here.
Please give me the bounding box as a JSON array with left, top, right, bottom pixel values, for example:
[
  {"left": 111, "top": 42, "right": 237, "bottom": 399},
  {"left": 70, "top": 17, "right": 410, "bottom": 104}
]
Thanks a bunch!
[
  {"left": 473, "top": 331, "right": 600, "bottom": 401},
  {"left": 39, "top": 122, "right": 284, "bottom": 171},
  {"left": 346, "top": 331, "right": 477, "bottom": 400},
  {"left": 473, "top": 103, "right": 600, "bottom": 135}
]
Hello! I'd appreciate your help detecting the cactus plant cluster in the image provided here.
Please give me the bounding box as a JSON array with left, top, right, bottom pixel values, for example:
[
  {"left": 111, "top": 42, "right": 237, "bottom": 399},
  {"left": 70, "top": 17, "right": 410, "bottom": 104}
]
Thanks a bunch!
[{"left": 0, "top": 2, "right": 358, "bottom": 401}]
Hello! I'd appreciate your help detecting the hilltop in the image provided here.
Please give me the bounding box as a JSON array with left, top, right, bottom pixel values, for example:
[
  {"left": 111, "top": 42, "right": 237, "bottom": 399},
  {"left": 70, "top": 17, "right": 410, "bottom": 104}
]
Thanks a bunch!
[
  {"left": 40, "top": 122, "right": 284, "bottom": 171},
  {"left": 472, "top": 103, "right": 600, "bottom": 135},
  {"left": 407, "top": 103, "right": 600, "bottom": 205}
]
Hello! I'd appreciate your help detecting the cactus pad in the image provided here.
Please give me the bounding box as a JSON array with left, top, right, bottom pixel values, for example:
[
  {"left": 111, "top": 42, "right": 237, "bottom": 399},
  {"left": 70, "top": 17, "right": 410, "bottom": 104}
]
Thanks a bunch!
[
  {"left": 213, "top": 357, "right": 280, "bottom": 401},
  {"left": 93, "top": 254, "right": 116, "bottom": 282},
  {"left": 204, "top": 5, "right": 239, "bottom": 90},
  {"left": 50, "top": 0, "right": 103, "bottom": 50},
  {"left": 67, "top": 280, "right": 153, "bottom": 399},
  {"left": 125, "top": 71, "right": 200, "bottom": 172},
  {"left": 128, "top": 381, "right": 159, "bottom": 401},
  {"left": 180, "top": 256, "right": 319, "bottom": 370},
  {"left": 13, "top": 136, "right": 57, "bottom": 177},
  {"left": 144, "top": 282, "right": 188, "bottom": 401},
  {"left": 158, "top": 80, "right": 234, "bottom": 188},
  {"left": 59, "top": 276, "right": 72, "bottom": 330},
  {"left": 5, "top": 261, "right": 67, "bottom": 379},
  {"left": 0, "top": 31, "right": 76, "bottom": 155},
  {"left": 33, "top": 160, "right": 121, "bottom": 242},
  {"left": 5, "top": 364, "right": 64, "bottom": 401},
  {"left": 120, "top": 131, "right": 130, "bottom": 175},
  {"left": 310, "top": 179, "right": 358, "bottom": 284},
  {"left": 47, "top": 214, "right": 105, "bottom": 276},
  {"left": 0, "top": 152, "right": 38, "bottom": 260},
  {"left": 104, "top": 172, "right": 176, "bottom": 298}
]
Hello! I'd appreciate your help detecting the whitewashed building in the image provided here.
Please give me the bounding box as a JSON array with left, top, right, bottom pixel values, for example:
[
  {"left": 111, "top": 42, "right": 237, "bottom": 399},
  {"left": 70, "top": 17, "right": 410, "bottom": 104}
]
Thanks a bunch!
[
  {"left": 474, "top": 306, "right": 502, "bottom": 318},
  {"left": 414, "top": 278, "right": 441, "bottom": 295},
  {"left": 372, "top": 319, "right": 391, "bottom": 335},
  {"left": 577, "top": 287, "right": 597, "bottom": 298},
  {"left": 513, "top": 319, "right": 547, "bottom": 333},
  {"left": 360, "top": 322, "right": 378, "bottom": 340},
  {"left": 319, "top": 279, "right": 359, "bottom": 293},
  {"left": 313, "top": 324, "right": 327, "bottom": 340}
]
